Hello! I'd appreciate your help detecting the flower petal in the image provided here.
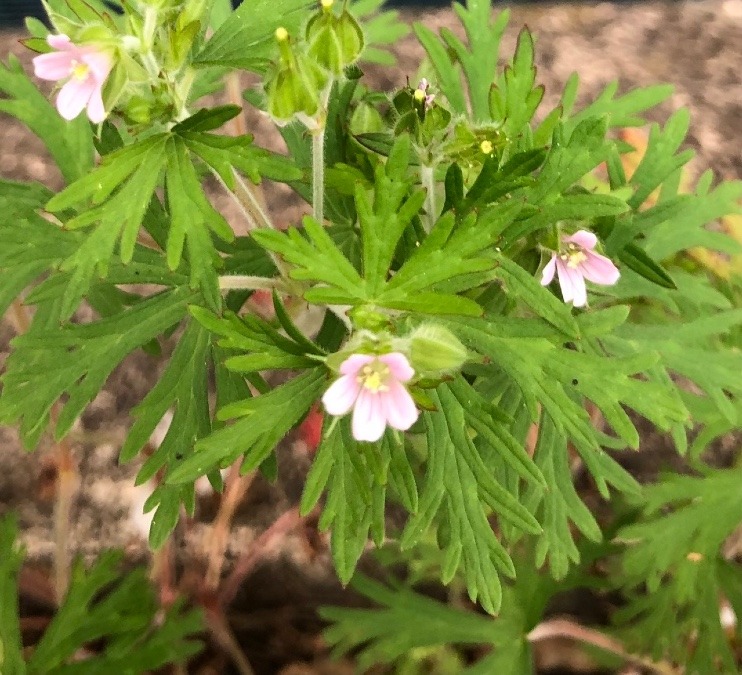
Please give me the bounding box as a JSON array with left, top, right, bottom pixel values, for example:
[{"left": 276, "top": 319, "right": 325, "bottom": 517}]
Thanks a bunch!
[
  {"left": 382, "top": 380, "right": 419, "bottom": 431},
  {"left": 580, "top": 251, "right": 620, "bottom": 286},
  {"left": 540, "top": 254, "right": 557, "bottom": 286},
  {"left": 321, "top": 375, "right": 359, "bottom": 416},
  {"left": 352, "top": 390, "right": 386, "bottom": 442},
  {"left": 82, "top": 50, "right": 113, "bottom": 83},
  {"left": 47, "top": 34, "right": 73, "bottom": 51},
  {"left": 379, "top": 352, "right": 414, "bottom": 382},
  {"left": 564, "top": 265, "right": 588, "bottom": 307},
  {"left": 339, "top": 353, "right": 374, "bottom": 376},
  {"left": 33, "top": 51, "right": 73, "bottom": 80},
  {"left": 564, "top": 230, "right": 597, "bottom": 251},
  {"left": 56, "top": 78, "right": 95, "bottom": 121},
  {"left": 85, "top": 84, "right": 107, "bottom": 123},
  {"left": 555, "top": 258, "right": 574, "bottom": 304}
]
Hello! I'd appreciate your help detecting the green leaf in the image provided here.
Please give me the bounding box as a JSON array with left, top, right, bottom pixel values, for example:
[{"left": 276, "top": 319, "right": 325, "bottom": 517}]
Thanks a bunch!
[
  {"left": 167, "top": 370, "right": 325, "bottom": 484},
  {"left": 0, "top": 288, "right": 195, "bottom": 448},
  {"left": 618, "top": 243, "right": 676, "bottom": 289},
  {"left": 193, "top": 0, "right": 315, "bottom": 71},
  {"left": 492, "top": 255, "right": 580, "bottom": 339},
  {"left": 27, "top": 553, "right": 202, "bottom": 673}
]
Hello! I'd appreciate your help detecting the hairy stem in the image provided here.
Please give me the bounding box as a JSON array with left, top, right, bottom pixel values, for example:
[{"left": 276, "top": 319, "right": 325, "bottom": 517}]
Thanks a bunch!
[
  {"left": 218, "top": 275, "right": 288, "bottom": 292},
  {"left": 421, "top": 164, "right": 437, "bottom": 231},
  {"left": 312, "top": 125, "right": 326, "bottom": 225}
]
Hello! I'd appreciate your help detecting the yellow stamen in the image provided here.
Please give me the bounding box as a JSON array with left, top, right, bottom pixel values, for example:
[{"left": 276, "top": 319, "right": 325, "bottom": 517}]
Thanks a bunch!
[
  {"left": 560, "top": 243, "right": 587, "bottom": 269},
  {"left": 357, "top": 361, "right": 390, "bottom": 393},
  {"left": 71, "top": 60, "right": 90, "bottom": 80},
  {"left": 275, "top": 26, "right": 289, "bottom": 42},
  {"left": 480, "top": 140, "right": 493, "bottom": 155}
]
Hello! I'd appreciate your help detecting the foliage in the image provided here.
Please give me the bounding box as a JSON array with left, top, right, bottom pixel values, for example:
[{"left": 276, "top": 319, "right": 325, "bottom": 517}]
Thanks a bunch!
[{"left": 1, "top": 0, "right": 741, "bottom": 671}]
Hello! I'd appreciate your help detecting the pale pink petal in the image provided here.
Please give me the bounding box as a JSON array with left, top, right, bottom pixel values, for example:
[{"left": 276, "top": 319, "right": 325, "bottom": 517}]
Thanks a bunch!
[
  {"left": 580, "top": 251, "right": 620, "bottom": 286},
  {"left": 85, "top": 84, "right": 107, "bottom": 123},
  {"left": 339, "top": 354, "right": 374, "bottom": 376},
  {"left": 379, "top": 352, "right": 414, "bottom": 382},
  {"left": 352, "top": 390, "right": 386, "bottom": 442},
  {"left": 56, "top": 78, "right": 95, "bottom": 120},
  {"left": 382, "top": 380, "right": 419, "bottom": 431},
  {"left": 540, "top": 254, "right": 557, "bottom": 286},
  {"left": 321, "top": 375, "right": 360, "bottom": 416},
  {"left": 564, "top": 230, "right": 597, "bottom": 251},
  {"left": 564, "top": 265, "right": 587, "bottom": 307},
  {"left": 47, "top": 34, "right": 73, "bottom": 51},
  {"left": 32, "top": 51, "right": 73, "bottom": 80},
  {"left": 555, "top": 258, "right": 574, "bottom": 304},
  {"left": 82, "top": 50, "right": 113, "bottom": 82}
]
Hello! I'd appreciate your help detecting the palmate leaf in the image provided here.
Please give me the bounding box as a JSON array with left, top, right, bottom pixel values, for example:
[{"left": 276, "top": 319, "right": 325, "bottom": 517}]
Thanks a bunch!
[
  {"left": 25, "top": 551, "right": 202, "bottom": 673},
  {"left": 0, "top": 287, "right": 195, "bottom": 449},
  {"left": 301, "top": 421, "right": 419, "bottom": 583},
  {"left": 193, "top": 0, "right": 315, "bottom": 70},
  {"left": 614, "top": 468, "right": 742, "bottom": 673},
  {"left": 0, "top": 55, "right": 93, "bottom": 183},
  {"left": 400, "top": 388, "right": 541, "bottom": 615},
  {"left": 0, "top": 180, "right": 78, "bottom": 316},
  {"left": 45, "top": 135, "right": 169, "bottom": 318},
  {"left": 443, "top": 316, "right": 645, "bottom": 499},
  {"left": 320, "top": 575, "right": 504, "bottom": 670},
  {"left": 166, "top": 369, "right": 326, "bottom": 484},
  {"left": 523, "top": 413, "right": 602, "bottom": 579},
  {"left": 118, "top": 321, "right": 212, "bottom": 548}
]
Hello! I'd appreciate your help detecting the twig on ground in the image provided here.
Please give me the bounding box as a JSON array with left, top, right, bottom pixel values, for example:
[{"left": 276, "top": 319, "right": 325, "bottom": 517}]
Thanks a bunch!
[{"left": 527, "top": 617, "right": 681, "bottom": 675}]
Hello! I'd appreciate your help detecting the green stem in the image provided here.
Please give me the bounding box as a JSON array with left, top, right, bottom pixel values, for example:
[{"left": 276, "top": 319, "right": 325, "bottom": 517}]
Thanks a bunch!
[
  {"left": 421, "top": 164, "right": 437, "bottom": 231},
  {"left": 312, "top": 125, "right": 326, "bottom": 224}
]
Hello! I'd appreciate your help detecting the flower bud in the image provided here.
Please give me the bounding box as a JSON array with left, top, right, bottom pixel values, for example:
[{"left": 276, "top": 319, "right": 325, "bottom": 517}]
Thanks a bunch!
[
  {"left": 264, "top": 27, "right": 328, "bottom": 125},
  {"left": 408, "top": 324, "right": 468, "bottom": 375},
  {"left": 306, "top": 0, "right": 364, "bottom": 75}
]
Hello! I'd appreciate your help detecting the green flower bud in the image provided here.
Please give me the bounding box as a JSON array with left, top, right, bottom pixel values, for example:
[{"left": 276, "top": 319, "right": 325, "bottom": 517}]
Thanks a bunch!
[
  {"left": 409, "top": 324, "right": 468, "bottom": 375},
  {"left": 306, "top": 0, "right": 364, "bottom": 75},
  {"left": 264, "top": 27, "right": 328, "bottom": 125}
]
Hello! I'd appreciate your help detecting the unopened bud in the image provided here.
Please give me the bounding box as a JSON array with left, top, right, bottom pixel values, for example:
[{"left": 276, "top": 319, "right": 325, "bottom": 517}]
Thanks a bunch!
[
  {"left": 306, "top": 2, "right": 364, "bottom": 75},
  {"left": 409, "top": 324, "right": 468, "bottom": 375},
  {"left": 264, "top": 29, "right": 328, "bottom": 124}
]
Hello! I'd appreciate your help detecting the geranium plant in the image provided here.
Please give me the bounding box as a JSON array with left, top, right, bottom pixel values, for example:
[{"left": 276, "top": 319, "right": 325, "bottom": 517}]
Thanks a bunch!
[{"left": 1, "top": 0, "right": 741, "bottom": 671}]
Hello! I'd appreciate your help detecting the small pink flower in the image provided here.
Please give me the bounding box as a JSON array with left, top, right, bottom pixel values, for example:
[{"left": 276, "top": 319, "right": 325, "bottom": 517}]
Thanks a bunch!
[
  {"left": 540, "top": 230, "right": 620, "bottom": 307},
  {"left": 33, "top": 35, "right": 113, "bottom": 123},
  {"left": 321, "top": 352, "right": 419, "bottom": 442}
]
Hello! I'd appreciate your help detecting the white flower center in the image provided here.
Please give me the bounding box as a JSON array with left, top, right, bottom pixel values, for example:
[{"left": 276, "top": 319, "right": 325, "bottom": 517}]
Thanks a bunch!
[
  {"left": 357, "top": 361, "right": 390, "bottom": 393},
  {"left": 560, "top": 243, "right": 587, "bottom": 269},
  {"left": 70, "top": 60, "right": 90, "bottom": 81}
]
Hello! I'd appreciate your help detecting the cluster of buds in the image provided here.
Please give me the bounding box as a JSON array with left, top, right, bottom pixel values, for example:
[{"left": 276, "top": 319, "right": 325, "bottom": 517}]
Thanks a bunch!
[{"left": 264, "top": 0, "right": 364, "bottom": 127}]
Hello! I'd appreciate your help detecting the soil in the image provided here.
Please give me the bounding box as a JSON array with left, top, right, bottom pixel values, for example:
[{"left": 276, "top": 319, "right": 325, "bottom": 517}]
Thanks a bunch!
[{"left": 1, "top": 1, "right": 742, "bottom": 673}]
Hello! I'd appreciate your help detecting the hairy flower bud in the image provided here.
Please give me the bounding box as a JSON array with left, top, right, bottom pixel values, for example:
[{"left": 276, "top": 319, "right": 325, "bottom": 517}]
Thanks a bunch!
[
  {"left": 264, "top": 27, "right": 328, "bottom": 125},
  {"left": 306, "top": 0, "right": 364, "bottom": 75},
  {"left": 409, "top": 324, "right": 468, "bottom": 375}
]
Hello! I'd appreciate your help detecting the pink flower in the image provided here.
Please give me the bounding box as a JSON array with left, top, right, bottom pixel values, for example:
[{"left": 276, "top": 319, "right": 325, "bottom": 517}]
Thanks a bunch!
[
  {"left": 540, "top": 230, "right": 620, "bottom": 307},
  {"left": 321, "top": 352, "right": 419, "bottom": 442},
  {"left": 33, "top": 35, "right": 113, "bottom": 124}
]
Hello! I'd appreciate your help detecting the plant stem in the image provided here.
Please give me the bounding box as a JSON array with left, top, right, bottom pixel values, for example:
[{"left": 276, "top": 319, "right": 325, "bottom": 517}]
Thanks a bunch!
[
  {"left": 312, "top": 125, "right": 326, "bottom": 224},
  {"left": 421, "top": 164, "right": 437, "bottom": 231},
  {"left": 205, "top": 461, "right": 256, "bottom": 590},
  {"left": 218, "top": 275, "right": 287, "bottom": 292}
]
